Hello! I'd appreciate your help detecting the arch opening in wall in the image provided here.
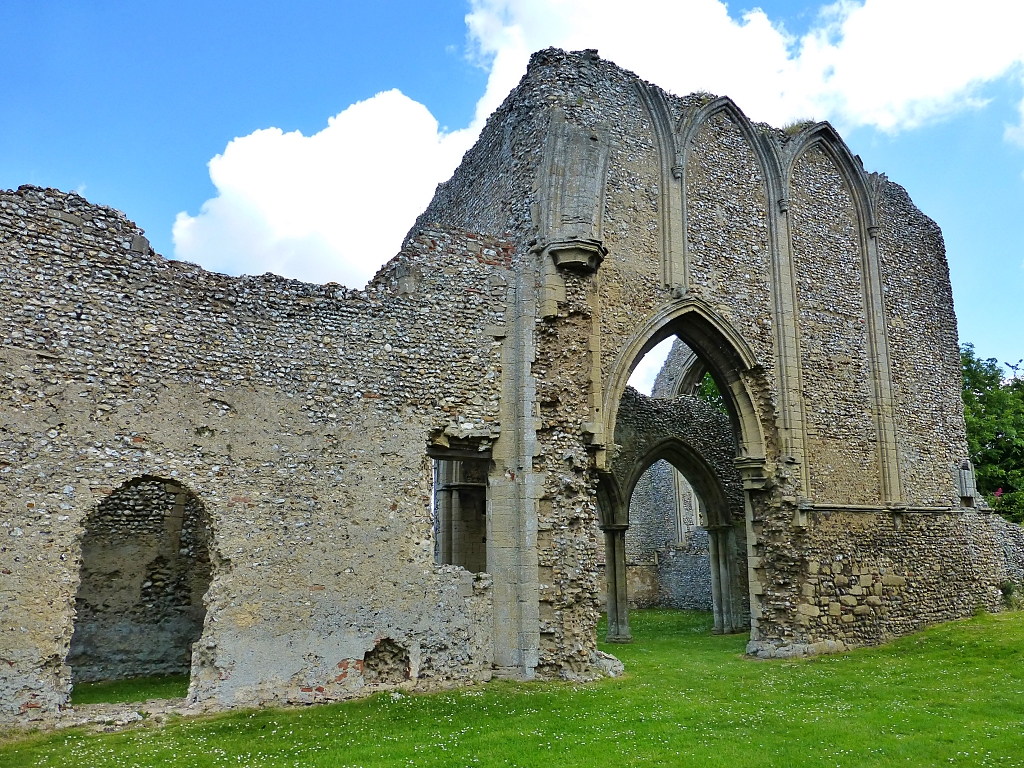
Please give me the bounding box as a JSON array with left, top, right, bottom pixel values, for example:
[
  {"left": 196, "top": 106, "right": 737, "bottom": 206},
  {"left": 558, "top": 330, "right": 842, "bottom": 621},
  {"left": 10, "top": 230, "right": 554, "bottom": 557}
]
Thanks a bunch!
[
  {"left": 621, "top": 433, "right": 749, "bottom": 637},
  {"left": 604, "top": 299, "right": 768, "bottom": 466},
  {"left": 624, "top": 458, "right": 712, "bottom": 611},
  {"left": 621, "top": 337, "right": 722, "bottom": 614},
  {"left": 68, "top": 476, "right": 214, "bottom": 687},
  {"left": 600, "top": 303, "right": 767, "bottom": 643}
]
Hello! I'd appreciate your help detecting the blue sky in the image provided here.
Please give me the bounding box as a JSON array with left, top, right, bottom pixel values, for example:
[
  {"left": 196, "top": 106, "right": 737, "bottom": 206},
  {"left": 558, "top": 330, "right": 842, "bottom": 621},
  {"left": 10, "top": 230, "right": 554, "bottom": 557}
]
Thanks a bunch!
[{"left": 2, "top": 0, "right": 1022, "bottom": 377}]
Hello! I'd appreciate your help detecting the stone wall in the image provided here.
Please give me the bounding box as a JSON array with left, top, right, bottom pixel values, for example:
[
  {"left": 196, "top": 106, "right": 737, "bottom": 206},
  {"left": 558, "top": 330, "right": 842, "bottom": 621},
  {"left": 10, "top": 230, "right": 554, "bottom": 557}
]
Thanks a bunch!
[
  {"left": 790, "top": 146, "right": 881, "bottom": 505},
  {"left": 987, "top": 515, "right": 1024, "bottom": 589},
  {"left": 658, "top": 530, "right": 714, "bottom": 611},
  {"left": 876, "top": 180, "right": 966, "bottom": 507},
  {"left": 626, "top": 460, "right": 678, "bottom": 561},
  {"left": 1, "top": 185, "right": 506, "bottom": 718},
  {"left": 746, "top": 508, "right": 1015, "bottom": 657}
]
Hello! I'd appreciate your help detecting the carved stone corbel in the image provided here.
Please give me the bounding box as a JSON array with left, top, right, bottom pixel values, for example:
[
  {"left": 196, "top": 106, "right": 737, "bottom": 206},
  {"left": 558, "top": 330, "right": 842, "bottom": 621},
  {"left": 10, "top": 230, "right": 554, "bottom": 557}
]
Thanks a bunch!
[
  {"left": 734, "top": 456, "right": 773, "bottom": 491},
  {"left": 543, "top": 237, "right": 608, "bottom": 274}
]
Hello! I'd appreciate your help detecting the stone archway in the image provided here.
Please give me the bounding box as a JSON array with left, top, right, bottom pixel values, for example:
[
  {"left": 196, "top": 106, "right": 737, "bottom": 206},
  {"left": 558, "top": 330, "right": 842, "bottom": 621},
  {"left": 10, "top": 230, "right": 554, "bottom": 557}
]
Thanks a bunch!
[
  {"left": 599, "top": 388, "right": 748, "bottom": 642},
  {"left": 68, "top": 476, "right": 213, "bottom": 684},
  {"left": 595, "top": 301, "right": 773, "bottom": 647}
]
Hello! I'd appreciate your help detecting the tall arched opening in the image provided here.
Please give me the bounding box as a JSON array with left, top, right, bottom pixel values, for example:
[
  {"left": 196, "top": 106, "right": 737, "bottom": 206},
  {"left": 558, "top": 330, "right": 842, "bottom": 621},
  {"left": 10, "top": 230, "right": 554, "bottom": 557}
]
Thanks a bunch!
[
  {"left": 68, "top": 476, "right": 214, "bottom": 686},
  {"left": 597, "top": 300, "right": 771, "bottom": 644}
]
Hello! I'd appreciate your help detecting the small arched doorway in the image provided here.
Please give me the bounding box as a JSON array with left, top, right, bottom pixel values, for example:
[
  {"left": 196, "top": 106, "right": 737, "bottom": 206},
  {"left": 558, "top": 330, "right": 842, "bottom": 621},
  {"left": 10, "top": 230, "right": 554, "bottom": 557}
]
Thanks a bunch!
[
  {"left": 68, "top": 476, "right": 213, "bottom": 685},
  {"left": 623, "top": 459, "right": 712, "bottom": 612},
  {"left": 601, "top": 392, "right": 750, "bottom": 642}
]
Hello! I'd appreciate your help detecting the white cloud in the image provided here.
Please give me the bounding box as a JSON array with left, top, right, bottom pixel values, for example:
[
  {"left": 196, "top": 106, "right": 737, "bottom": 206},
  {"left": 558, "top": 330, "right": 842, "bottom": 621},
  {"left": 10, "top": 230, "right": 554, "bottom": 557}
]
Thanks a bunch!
[
  {"left": 175, "top": 0, "right": 1024, "bottom": 287},
  {"left": 173, "top": 90, "right": 476, "bottom": 287},
  {"left": 466, "top": 0, "right": 1024, "bottom": 130}
]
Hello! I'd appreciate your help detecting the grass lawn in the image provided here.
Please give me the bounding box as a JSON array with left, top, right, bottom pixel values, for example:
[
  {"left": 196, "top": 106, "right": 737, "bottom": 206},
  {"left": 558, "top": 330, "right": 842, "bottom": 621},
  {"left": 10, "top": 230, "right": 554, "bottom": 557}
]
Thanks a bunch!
[
  {"left": 69, "top": 674, "right": 190, "bottom": 706},
  {"left": 3, "top": 609, "right": 1024, "bottom": 767}
]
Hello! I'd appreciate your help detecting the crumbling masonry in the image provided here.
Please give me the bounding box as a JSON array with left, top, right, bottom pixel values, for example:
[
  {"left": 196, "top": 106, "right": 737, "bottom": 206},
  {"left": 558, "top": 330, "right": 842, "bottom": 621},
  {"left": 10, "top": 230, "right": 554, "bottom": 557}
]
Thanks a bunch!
[{"left": 3, "top": 48, "right": 1024, "bottom": 722}]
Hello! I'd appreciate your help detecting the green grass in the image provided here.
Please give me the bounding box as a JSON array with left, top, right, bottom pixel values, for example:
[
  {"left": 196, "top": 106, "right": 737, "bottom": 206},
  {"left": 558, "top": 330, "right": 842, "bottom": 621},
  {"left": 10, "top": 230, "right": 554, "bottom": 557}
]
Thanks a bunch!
[
  {"left": 69, "top": 675, "right": 190, "bottom": 706},
  {"left": 4, "top": 609, "right": 1024, "bottom": 767}
]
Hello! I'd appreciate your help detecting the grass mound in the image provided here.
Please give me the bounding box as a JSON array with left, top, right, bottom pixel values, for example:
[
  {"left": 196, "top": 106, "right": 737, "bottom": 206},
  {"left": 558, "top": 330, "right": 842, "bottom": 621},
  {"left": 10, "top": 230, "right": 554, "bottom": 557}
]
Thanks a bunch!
[
  {"left": 4, "top": 609, "right": 1024, "bottom": 766},
  {"left": 69, "top": 674, "right": 190, "bottom": 706}
]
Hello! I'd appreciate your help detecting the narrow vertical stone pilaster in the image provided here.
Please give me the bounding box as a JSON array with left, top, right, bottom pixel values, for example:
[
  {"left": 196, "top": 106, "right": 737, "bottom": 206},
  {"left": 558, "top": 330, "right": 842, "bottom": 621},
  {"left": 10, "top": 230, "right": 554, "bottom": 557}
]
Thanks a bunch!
[
  {"left": 602, "top": 526, "right": 632, "bottom": 643},
  {"left": 489, "top": 266, "right": 541, "bottom": 677}
]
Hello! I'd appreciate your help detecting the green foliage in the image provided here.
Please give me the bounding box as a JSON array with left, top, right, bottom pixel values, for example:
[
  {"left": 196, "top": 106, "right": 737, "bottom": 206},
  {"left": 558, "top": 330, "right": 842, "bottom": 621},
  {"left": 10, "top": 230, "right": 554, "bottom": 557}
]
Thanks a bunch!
[
  {"left": 6, "top": 610, "right": 1024, "bottom": 766},
  {"left": 961, "top": 343, "right": 1024, "bottom": 522},
  {"left": 70, "top": 675, "right": 189, "bottom": 706},
  {"left": 695, "top": 371, "right": 728, "bottom": 414},
  {"left": 1000, "top": 580, "right": 1024, "bottom": 611}
]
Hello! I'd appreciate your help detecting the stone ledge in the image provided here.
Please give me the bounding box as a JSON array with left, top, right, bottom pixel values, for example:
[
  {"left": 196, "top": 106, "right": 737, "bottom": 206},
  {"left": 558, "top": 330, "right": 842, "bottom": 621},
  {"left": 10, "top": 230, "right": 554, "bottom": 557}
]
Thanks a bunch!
[{"left": 746, "top": 638, "right": 849, "bottom": 659}]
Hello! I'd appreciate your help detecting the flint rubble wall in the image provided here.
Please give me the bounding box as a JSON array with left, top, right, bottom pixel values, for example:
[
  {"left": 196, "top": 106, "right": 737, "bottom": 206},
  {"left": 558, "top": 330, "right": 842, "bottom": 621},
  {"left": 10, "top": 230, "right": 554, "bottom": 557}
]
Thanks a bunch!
[
  {"left": 0, "top": 185, "right": 508, "bottom": 719},
  {"left": 68, "top": 477, "right": 212, "bottom": 682}
]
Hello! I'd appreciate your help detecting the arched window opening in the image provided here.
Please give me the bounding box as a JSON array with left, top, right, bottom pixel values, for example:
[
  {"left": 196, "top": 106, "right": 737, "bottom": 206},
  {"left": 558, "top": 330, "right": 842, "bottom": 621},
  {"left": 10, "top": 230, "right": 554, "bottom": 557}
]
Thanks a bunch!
[
  {"left": 627, "top": 336, "right": 676, "bottom": 395},
  {"left": 69, "top": 477, "right": 213, "bottom": 686}
]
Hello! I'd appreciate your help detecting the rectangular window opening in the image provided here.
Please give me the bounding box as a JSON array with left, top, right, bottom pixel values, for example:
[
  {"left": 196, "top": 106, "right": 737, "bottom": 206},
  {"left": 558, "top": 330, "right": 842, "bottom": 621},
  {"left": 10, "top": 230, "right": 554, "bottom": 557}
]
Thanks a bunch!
[{"left": 431, "top": 455, "right": 489, "bottom": 573}]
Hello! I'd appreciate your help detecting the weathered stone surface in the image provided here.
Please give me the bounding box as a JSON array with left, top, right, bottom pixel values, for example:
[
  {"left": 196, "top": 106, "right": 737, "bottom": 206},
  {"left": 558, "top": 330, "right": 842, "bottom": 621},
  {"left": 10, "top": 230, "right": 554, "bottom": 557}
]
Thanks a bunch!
[
  {"left": 68, "top": 477, "right": 212, "bottom": 682},
  {"left": 3, "top": 47, "right": 1024, "bottom": 724}
]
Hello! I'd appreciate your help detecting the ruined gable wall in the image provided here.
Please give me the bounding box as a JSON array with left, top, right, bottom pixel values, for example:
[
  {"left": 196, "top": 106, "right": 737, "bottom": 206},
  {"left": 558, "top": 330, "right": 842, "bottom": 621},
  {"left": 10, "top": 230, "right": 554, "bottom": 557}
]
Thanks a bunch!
[
  {"left": 623, "top": 460, "right": 676, "bottom": 607},
  {"left": 1, "top": 186, "right": 509, "bottom": 719},
  {"left": 876, "top": 180, "right": 965, "bottom": 507},
  {"left": 625, "top": 460, "right": 677, "bottom": 562},
  {"left": 651, "top": 338, "right": 696, "bottom": 397},
  {"left": 502, "top": 51, "right": 1017, "bottom": 659}
]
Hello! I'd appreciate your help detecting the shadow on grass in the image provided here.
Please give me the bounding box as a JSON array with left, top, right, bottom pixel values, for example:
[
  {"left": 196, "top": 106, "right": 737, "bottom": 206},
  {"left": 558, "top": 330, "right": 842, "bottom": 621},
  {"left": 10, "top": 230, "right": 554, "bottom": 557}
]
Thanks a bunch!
[{"left": 70, "top": 674, "right": 189, "bottom": 706}]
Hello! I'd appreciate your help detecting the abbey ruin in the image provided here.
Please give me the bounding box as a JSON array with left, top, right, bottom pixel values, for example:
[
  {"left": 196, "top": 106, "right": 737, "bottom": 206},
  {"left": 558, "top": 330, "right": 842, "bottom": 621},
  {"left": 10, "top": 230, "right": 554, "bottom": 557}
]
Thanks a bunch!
[{"left": 4, "top": 48, "right": 1024, "bottom": 723}]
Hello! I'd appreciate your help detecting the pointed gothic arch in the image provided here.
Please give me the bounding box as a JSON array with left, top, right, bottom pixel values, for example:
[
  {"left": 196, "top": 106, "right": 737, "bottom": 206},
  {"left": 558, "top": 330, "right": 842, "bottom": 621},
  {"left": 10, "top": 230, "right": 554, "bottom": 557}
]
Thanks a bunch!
[
  {"left": 601, "top": 297, "right": 768, "bottom": 469},
  {"left": 784, "top": 122, "right": 903, "bottom": 503}
]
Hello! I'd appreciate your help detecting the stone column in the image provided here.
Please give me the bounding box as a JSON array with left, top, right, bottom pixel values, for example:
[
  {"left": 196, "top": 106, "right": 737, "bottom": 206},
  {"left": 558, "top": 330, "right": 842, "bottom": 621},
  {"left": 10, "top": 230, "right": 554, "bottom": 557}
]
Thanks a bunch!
[
  {"left": 708, "top": 528, "right": 724, "bottom": 634},
  {"left": 435, "top": 462, "right": 453, "bottom": 565},
  {"left": 603, "top": 525, "right": 632, "bottom": 643},
  {"left": 715, "top": 528, "right": 734, "bottom": 634}
]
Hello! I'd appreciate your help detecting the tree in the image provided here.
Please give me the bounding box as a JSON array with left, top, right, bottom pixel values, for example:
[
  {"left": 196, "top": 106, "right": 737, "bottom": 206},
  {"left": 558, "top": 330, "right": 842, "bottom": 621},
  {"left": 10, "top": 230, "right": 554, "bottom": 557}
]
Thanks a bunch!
[
  {"left": 695, "top": 371, "right": 728, "bottom": 414},
  {"left": 961, "top": 343, "right": 1024, "bottom": 523}
]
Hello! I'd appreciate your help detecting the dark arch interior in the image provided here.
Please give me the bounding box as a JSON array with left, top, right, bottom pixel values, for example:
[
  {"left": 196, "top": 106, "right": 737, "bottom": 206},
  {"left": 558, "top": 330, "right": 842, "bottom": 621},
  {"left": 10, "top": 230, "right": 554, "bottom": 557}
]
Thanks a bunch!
[{"left": 68, "top": 477, "right": 213, "bottom": 684}]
